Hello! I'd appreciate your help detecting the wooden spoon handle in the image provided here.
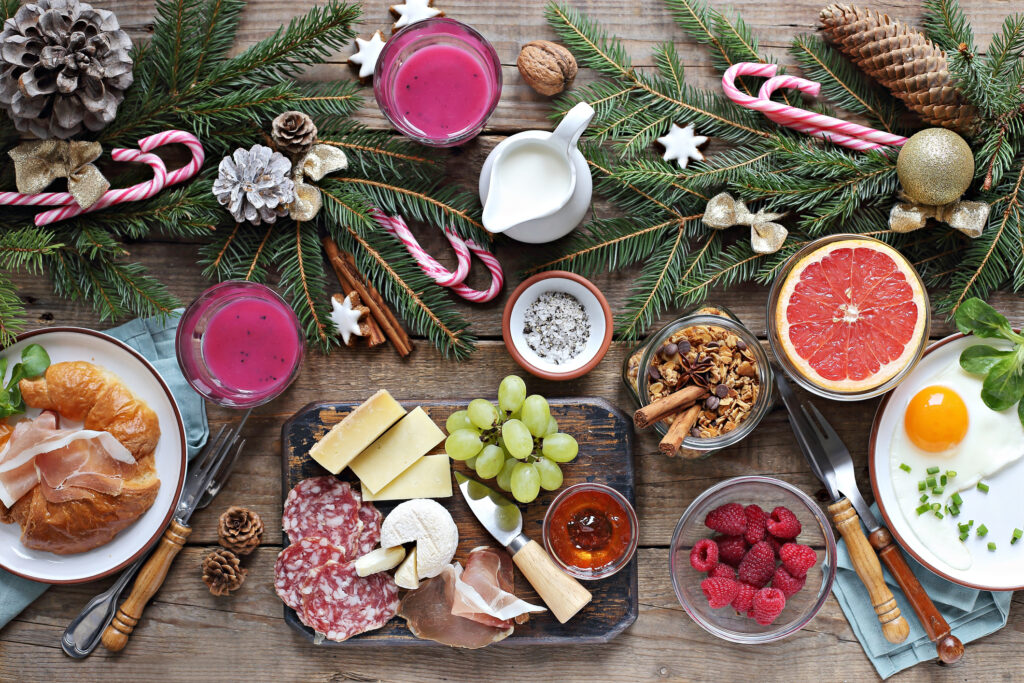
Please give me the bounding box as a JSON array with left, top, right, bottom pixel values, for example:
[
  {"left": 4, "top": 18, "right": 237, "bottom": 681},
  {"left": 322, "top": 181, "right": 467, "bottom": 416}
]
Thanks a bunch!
[
  {"left": 101, "top": 519, "right": 191, "bottom": 653},
  {"left": 869, "top": 528, "right": 964, "bottom": 663},
  {"left": 828, "top": 498, "right": 909, "bottom": 644},
  {"left": 512, "top": 539, "right": 592, "bottom": 624}
]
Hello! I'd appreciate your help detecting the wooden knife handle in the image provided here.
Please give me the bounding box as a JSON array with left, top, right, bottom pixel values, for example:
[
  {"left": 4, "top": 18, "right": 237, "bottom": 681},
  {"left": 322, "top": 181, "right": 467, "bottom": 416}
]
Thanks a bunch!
[
  {"left": 512, "top": 539, "right": 592, "bottom": 624},
  {"left": 828, "top": 499, "right": 909, "bottom": 644},
  {"left": 102, "top": 519, "right": 191, "bottom": 653},
  {"left": 869, "top": 528, "right": 964, "bottom": 663}
]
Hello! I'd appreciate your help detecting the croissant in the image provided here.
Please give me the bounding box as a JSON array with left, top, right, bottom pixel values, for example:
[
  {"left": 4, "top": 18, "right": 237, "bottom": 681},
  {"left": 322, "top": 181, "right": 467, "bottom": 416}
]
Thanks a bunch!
[{"left": 0, "top": 361, "right": 162, "bottom": 554}]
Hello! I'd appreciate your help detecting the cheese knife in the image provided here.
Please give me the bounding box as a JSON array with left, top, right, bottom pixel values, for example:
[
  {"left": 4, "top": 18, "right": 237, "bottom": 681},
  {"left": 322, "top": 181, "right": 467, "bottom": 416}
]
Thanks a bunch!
[{"left": 454, "top": 472, "right": 592, "bottom": 623}]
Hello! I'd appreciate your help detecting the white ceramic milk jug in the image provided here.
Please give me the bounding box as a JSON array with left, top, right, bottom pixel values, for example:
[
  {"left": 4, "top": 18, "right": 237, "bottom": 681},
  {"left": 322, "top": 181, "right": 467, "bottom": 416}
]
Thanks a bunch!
[{"left": 479, "top": 102, "right": 594, "bottom": 244}]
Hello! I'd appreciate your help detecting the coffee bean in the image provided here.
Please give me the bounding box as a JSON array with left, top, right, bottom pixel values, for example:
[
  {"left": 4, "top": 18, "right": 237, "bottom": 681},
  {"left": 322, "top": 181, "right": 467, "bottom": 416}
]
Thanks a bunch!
[
  {"left": 648, "top": 365, "right": 661, "bottom": 381},
  {"left": 705, "top": 341, "right": 719, "bottom": 348},
  {"left": 715, "top": 384, "right": 729, "bottom": 398},
  {"left": 678, "top": 340, "right": 692, "bottom": 354},
  {"left": 690, "top": 427, "right": 702, "bottom": 437},
  {"left": 704, "top": 396, "right": 720, "bottom": 411},
  {"left": 736, "top": 340, "right": 748, "bottom": 350},
  {"left": 662, "top": 342, "right": 678, "bottom": 358}
]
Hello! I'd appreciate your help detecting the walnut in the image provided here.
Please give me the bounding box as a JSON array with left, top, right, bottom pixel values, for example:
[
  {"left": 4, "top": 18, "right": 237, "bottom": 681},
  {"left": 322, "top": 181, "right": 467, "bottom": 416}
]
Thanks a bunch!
[{"left": 517, "top": 41, "right": 578, "bottom": 96}]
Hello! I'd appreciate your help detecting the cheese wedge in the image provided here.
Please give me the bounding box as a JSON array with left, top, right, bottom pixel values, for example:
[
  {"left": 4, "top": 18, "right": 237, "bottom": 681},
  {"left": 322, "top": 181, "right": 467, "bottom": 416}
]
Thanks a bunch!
[
  {"left": 354, "top": 546, "right": 406, "bottom": 576},
  {"left": 309, "top": 390, "right": 406, "bottom": 474},
  {"left": 349, "top": 407, "right": 445, "bottom": 493},
  {"left": 394, "top": 547, "right": 419, "bottom": 589},
  {"left": 361, "top": 454, "right": 452, "bottom": 502}
]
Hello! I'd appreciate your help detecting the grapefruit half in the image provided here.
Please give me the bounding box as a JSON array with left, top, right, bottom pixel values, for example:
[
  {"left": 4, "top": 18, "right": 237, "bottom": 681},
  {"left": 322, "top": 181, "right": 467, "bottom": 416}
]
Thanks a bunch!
[{"left": 774, "top": 238, "right": 927, "bottom": 394}]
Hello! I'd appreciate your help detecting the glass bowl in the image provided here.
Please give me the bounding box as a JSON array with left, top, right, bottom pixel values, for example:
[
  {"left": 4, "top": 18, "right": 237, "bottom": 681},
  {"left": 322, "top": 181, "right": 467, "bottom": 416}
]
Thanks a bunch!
[
  {"left": 670, "top": 476, "right": 837, "bottom": 643},
  {"left": 542, "top": 483, "right": 638, "bottom": 581},
  {"left": 766, "top": 234, "right": 930, "bottom": 401},
  {"left": 621, "top": 306, "right": 774, "bottom": 458}
]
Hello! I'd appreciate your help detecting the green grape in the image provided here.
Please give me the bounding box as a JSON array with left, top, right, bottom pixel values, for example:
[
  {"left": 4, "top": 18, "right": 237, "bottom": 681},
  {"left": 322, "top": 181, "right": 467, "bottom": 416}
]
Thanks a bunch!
[
  {"left": 510, "top": 462, "right": 541, "bottom": 503},
  {"left": 445, "top": 410, "right": 474, "bottom": 434},
  {"left": 467, "top": 399, "right": 499, "bottom": 430},
  {"left": 496, "top": 458, "right": 517, "bottom": 492},
  {"left": 522, "top": 394, "right": 551, "bottom": 437},
  {"left": 465, "top": 456, "right": 478, "bottom": 470},
  {"left": 475, "top": 444, "right": 505, "bottom": 479},
  {"left": 534, "top": 457, "right": 563, "bottom": 491},
  {"left": 544, "top": 415, "right": 559, "bottom": 436},
  {"left": 542, "top": 433, "right": 578, "bottom": 463},
  {"left": 445, "top": 429, "right": 483, "bottom": 460},
  {"left": 502, "top": 419, "right": 533, "bottom": 459},
  {"left": 497, "top": 375, "right": 527, "bottom": 414}
]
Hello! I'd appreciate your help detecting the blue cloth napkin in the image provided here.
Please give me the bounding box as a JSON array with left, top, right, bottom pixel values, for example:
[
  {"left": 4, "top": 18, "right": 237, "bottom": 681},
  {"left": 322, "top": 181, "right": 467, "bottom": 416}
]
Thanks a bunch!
[
  {"left": 832, "top": 503, "right": 1013, "bottom": 679},
  {"left": 0, "top": 311, "right": 209, "bottom": 630}
]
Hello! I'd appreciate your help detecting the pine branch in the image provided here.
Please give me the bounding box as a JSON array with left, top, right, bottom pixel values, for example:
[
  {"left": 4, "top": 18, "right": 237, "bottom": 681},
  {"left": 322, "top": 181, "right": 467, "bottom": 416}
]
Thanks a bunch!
[
  {"left": 525, "top": 216, "right": 684, "bottom": 275},
  {"left": 922, "top": 0, "right": 976, "bottom": 52},
  {"left": 318, "top": 122, "right": 440, "bottom": 184},
  {"left": 0, "top": 273, "right": 27, "bottom": 347},
  {"left": 275, "top": 222, "right": 337, "bottom": 351},
  {"left": 0, "top": 228, "right": 60, "bottom": 274},
  {"left": 187, "top": 0, "right": 247, "bottom": 87}
]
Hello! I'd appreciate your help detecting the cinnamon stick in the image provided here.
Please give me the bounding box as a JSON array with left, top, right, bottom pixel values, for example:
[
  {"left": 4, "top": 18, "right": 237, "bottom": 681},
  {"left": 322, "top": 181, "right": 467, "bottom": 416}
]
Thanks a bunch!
[
  {"left": 333, "top": 292, "right": 386, "bottom": 348},
  {"left": 634, "top": 385, "right": 708, "bottom": 429},
  {"left": 323, "top": 237, "right": 413, "bottom": 357},
  {"left": 659, "top": 405, "right": 701, "bottom": 457}
]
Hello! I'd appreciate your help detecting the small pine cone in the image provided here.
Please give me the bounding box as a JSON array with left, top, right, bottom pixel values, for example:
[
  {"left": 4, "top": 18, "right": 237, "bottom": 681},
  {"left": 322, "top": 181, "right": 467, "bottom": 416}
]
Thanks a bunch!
[
  {"left": 819, "top": 4, "right": 977, "bottom": 134},
  {"left": 201, "top": 548, "right": 247, "bottom": 597},
  {"left": 272, "top": 111, "right": 318, "bottom": 156},
  {"left": 217, "top": 506, "right": 264, "bottom": 555}
]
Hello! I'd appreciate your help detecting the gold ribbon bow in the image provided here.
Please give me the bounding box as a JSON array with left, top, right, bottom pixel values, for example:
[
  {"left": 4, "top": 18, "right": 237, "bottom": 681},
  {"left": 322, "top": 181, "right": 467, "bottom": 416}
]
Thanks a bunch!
[
  {"left": 8, "top": 140, "right": 110, "bottom": 209},
  {"left": 288, "top": 144, "right": 349, "bottom": 221},
  {"left": 888, "top": 193, "right": 990, "bottom": 238},
  {"left": 702, "top": 192, "right": 788, "bottom": 254}
]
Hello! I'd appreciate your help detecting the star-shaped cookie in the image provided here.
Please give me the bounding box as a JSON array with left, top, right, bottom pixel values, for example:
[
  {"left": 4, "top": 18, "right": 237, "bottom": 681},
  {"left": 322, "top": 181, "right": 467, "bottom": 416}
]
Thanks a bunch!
[
  {"left": 348, "top": 31, "right": 387, "bottom": 81},
  {"left": 390, "top": 0, "right": 443, "bottom": 32},
  {"left": 330, "top": 293, "right": 369, "bottom": 345},
  {"left": 657, "top": 123, "right": 708, "bottom": 169}
]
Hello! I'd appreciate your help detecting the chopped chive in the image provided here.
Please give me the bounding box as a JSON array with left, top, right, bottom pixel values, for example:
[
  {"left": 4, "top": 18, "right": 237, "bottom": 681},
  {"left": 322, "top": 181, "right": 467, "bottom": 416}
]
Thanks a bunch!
[
  {"left": 932, "top": 486, "right": 945, "bottom": 495},
  {"left": 988, "top": 542, "right": 997, "bottom": 551},
  {"left": 926, "top": 466, "right": 940, "bottom": 475},
  {"left": 915, "top": 503, "right": 932, "bottom": 515},
  {"left": 978, "top": 524, "right": 989, "bottom": 537},
  {"left": 969, "top": 519, "right": 975, "bottom": 527},
  {"left": 926, "top": 476, "right": 937, "bottom": 488},
  {"left": 931, "top": 503, "right": 942, "bottom": 512},
  {"left": 952, "top": 492, "right": 963, "bottom": 506},
  {"left": 919, "top": 493, "right": 929, "bottom": 503},
  {"left": 935, "top": 511, "right": 944, "bottom": 519},
  {"left": 960, "top": 532, "right": 970, "bottom": 542},
  {"left": 1013, "top": 529, "right": 1023, "bottom": 544},
  {"left": 940, "top": 474, "right": 948, "bottom": 486},
  {"left": 977, "top": 482, "right": 990, "bottom": 493},
  {"left": 949, "top": 504, "right": 960, "bottom": 517},
  {"left": 947, "top": 470, "right": 957, "bottom": 478},
  {"left": 959, "top": 523, "right": 971, "bottom": 532},
  {"left": 900, "top": 463, "right": 912, "bottom": 473},
  {"left": 918, "top": 480, "right": 927, "bottom": 491}
]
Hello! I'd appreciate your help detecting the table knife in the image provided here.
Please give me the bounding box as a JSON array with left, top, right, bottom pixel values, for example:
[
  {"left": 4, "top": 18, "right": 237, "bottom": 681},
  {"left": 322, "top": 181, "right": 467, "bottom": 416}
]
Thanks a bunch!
[{"left": 454, "top": 472, "right": 592, "bottom": 623}]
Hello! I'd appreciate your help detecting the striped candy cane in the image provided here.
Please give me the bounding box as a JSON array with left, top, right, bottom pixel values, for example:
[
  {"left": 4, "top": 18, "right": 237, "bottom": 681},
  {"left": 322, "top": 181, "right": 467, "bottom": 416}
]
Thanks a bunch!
[
  {"left": 370, "top": 209, "right": 504, "bottom": 302},
  {"left": 722, "top": 63, "right": 907, "bottom": 152}
]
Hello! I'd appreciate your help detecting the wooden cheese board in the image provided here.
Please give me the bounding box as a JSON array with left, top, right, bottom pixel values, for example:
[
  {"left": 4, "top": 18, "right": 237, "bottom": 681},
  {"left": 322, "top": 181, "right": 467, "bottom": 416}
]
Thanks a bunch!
[{"left": 280, "top": 397, "right": 639, "bottom": 645}]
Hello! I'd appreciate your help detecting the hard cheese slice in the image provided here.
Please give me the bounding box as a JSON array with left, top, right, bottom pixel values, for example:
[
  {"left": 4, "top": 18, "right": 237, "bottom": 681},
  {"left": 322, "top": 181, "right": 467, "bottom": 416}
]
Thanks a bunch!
[
  {"left": 350, "top": 407, "right": 445, "bottom": 493},
  {"left": 361, "top": 454, "right": 452, "bottom": 501},
  {"left": 309, "top": 390, "right": 406, "bottom": 474}
]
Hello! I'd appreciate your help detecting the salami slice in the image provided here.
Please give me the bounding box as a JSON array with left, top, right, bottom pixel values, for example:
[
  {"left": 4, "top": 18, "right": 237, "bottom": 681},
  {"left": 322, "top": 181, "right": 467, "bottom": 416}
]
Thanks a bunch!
[
  {"left": 299, "top": 560, "right": 399, "bottom": 642},
  {"left": 274, "top": 536, "right": 346, "bottom": 611},
  {"left": 356, "top": 503, "right": 382, "bottom": 557},
  {"left": 282, "top": 476, "right": 363, "bottom": 555}
]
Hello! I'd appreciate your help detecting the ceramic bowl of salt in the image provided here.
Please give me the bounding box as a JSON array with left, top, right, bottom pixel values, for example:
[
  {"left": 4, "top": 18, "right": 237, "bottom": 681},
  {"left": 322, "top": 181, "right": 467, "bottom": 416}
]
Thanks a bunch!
[{"left": 502, "top": 271, "right": 613, "bottom": 380}]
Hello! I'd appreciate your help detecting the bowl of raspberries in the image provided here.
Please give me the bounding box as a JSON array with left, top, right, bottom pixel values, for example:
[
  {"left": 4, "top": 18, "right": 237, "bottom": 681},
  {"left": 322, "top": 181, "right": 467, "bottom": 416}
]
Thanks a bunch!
[{"left": 670, "top": 475, "right": 836, "bottom": 643}]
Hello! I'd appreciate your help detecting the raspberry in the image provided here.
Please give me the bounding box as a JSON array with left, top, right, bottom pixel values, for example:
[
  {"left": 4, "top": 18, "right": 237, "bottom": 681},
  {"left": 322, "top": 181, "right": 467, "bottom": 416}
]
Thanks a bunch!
[
  {"left": 700, "top": 577, "right": 740, "bottom": 609},
  {"left": 715, "top": 535, "right": 748, "bottom": 566},
  {"left": 689, "top": 538, "right": 719, "bottom": 571},
  {"left": 731, "top": 582, "right": 758, "bottom": 612},
  {"left": 744, "top": 504, "right": 768, "bottom": 545},
  {"left": 705, "top": 503, "right": 747, "bottom": 536},
  {"left": 780, "top": 543, "right": 817, "bottom": 577},
  {"left": 766, "top": 535, "right": 782, "bottom": 559},
  {"left": 709, "top": 563, "right": 736, "bottom": 580},
  {"left": 767, "top": 506, "right": 802, "bottom": 539},
  {"left": 737, "top": 540, "right": 776, "bottom": 587},
  {"left": 751, "top": 587, "right": 787, "bottom": 625},
  {"left": 771, "top": 566, "right": 806, "bottom": 598}
]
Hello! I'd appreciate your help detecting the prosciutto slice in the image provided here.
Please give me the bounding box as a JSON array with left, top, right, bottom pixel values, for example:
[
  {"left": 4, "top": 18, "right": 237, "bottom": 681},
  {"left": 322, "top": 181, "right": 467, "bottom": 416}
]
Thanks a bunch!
[
  {"left": 451, "top": 547, "right": 545, "bottom": 628},
  {"left": 0, "top": 412, "right": 134, "bottom": 507}
]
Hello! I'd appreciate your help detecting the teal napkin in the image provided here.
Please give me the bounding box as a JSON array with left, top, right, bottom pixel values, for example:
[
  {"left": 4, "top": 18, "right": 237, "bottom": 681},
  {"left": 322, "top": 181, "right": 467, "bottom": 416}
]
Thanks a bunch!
[
  {"left": 833, "top": 503, "right": 1013, "bottom": 679},
  {"left": 0, "top": 311, "right": 209, "bottom": 630}
]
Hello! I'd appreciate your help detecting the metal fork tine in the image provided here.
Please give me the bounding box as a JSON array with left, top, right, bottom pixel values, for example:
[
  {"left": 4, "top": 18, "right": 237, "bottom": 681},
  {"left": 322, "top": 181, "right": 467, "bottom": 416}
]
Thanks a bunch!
[
  {"left": 805, "top": 403, "right": 842, "bottom": 445},
  {"left": 201, "top": 439, "right": 246, "bottom": 506},
  {"left": 192, "top": 425, "right": 227, "bottom": 472},
  {"left": 799, "top": 404, "right": 828, "bottom": 445}
]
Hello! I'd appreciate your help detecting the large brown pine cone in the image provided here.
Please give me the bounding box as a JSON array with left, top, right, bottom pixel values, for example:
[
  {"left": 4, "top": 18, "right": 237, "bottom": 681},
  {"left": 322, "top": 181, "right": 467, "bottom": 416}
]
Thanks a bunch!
[
  {"left": 201, "top": 548, "right": 247, "bottom": 597},
  {"left": 217, "top": 506, "right": 264, "bottom": 555}
]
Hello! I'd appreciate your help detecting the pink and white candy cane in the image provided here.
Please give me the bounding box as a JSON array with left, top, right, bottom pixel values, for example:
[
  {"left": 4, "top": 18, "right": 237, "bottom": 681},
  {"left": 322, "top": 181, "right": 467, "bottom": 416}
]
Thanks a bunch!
[
  {"left": 0, "top": 129, "right": 204, "bottom": 226},
  {"left": 721, "top": 63, "right": 907, "bottom": 152},
  {"left": 370, "top": 209, "right": 504, "bottom": 303}
]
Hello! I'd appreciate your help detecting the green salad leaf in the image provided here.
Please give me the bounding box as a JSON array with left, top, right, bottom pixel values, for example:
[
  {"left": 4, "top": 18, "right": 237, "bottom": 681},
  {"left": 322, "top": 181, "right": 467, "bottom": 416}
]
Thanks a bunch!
[
  {"left": 957, "top": 298, "right": 1024, "bottom": 426},
  {"left": 0, "top": 344, "right": 50, "bottom": 418}
]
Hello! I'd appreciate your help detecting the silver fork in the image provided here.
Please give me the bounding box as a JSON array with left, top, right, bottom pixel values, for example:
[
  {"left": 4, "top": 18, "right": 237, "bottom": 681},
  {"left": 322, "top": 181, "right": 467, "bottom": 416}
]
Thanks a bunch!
[{"left": 61, "top": 411, "right": 249, "bottom": 658}]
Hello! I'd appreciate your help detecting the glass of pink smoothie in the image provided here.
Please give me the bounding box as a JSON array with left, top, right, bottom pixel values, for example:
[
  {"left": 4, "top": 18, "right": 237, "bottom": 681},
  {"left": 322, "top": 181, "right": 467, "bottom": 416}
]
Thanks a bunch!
[
  {"left": 374, "top": 18, "right": 501, "bottom": 147},
  {"left": 176, "top": 281, "right": 304, "bottom": 408}
]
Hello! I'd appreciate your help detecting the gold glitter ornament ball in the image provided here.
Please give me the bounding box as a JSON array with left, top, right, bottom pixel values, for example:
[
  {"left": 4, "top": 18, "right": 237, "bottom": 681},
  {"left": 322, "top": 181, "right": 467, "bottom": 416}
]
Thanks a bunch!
[{"left": 896, "top": 128, "right": 974, "bottom": 206}]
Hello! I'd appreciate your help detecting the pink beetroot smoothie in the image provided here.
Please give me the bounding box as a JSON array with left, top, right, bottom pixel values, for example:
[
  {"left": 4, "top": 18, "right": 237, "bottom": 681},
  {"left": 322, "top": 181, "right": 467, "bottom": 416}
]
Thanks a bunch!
[
  {"left": 202, "top": 296, "right": 301, "bottom": 396},
  {"left": 393, "top": 43, "right": 491, "bottom": 138}
]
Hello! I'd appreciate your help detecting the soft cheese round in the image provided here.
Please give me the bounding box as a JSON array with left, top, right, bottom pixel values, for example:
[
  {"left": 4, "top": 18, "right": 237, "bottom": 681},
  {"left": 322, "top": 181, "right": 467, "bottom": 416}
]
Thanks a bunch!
[{"left": 380, "top": 498, "right": 458, "bottom": 579}]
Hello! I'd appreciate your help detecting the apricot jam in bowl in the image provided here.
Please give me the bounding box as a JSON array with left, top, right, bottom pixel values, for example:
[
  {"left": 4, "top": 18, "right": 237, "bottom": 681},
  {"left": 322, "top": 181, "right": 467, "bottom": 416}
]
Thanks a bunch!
[{"left": 542, "top": 483, "right": 638, "bottom": 580}]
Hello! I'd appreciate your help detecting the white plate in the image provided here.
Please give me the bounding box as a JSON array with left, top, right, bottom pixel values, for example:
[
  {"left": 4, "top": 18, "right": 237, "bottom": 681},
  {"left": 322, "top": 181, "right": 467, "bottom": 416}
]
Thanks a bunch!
[
  {"left": 0, "top": 328, "right": 186, "bottom": 584},
  {"left": 870, "top": 333, "right": 1024, "bottom": 590}
]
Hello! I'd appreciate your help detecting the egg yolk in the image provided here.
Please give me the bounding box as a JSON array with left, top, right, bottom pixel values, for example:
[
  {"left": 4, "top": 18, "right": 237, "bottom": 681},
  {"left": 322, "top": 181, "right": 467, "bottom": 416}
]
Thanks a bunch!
[{"left": 904, "top": 386, "right": 969, "bottom": 452}]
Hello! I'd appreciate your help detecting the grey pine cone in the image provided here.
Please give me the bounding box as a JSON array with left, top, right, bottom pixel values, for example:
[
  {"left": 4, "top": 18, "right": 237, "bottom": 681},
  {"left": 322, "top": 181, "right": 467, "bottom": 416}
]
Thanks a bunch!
[
  {"left": 212, "top": 144, "right": 296, "bottom": 225},
  {"left": 0, "top": 0, "right": 134, "bottom": 139},
  {"left": 272, "top": 110, "right": 317, "bottom": 155}
]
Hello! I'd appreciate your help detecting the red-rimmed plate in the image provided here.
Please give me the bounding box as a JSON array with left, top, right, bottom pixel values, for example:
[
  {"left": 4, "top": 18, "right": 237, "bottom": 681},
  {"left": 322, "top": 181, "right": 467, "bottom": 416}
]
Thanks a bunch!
[
  {"left": 0, "top": 328, "right": 186, "bottom": 584},
  {"left": 870, "top": 332, "right": 1024, "bottom": 590}
]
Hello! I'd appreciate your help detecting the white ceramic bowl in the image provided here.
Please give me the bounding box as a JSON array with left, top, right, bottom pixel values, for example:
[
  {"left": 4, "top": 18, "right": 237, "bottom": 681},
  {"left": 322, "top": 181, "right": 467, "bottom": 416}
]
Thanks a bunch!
[{"left": 0, "top": 328, "right": 186, "bottom": 584}]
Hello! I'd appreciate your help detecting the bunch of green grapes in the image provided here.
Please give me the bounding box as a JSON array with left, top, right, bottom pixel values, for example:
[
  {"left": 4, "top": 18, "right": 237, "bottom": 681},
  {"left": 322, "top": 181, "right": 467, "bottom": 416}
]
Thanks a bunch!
[{"left": 444, "top": 375, "right": 579, "bottom": 503}]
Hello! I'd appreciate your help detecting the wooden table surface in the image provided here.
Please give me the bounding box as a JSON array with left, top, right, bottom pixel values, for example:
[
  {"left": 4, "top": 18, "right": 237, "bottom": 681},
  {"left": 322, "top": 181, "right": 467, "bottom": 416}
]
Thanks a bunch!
[{"left": 2, "top": 1, "right": 1022, "bottom": 681}]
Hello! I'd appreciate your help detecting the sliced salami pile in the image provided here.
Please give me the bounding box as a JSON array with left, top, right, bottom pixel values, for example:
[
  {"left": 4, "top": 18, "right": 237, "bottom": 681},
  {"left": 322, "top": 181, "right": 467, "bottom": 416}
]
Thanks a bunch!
[{"left": 275, "top": 476, "right": 397, "bottom": 641}]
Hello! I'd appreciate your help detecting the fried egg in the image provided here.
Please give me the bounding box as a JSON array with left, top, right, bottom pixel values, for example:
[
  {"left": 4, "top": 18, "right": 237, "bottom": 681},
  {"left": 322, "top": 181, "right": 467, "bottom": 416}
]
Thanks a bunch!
[{"left": 890, "top": 361, "right": 1024, "bottom": 570}]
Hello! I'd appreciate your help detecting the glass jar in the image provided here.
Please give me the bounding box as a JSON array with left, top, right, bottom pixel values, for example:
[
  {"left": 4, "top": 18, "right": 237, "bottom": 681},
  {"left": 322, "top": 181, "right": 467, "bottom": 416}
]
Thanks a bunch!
[{"left": 621, "top": 305, "right": 774, "bottom": 458}]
